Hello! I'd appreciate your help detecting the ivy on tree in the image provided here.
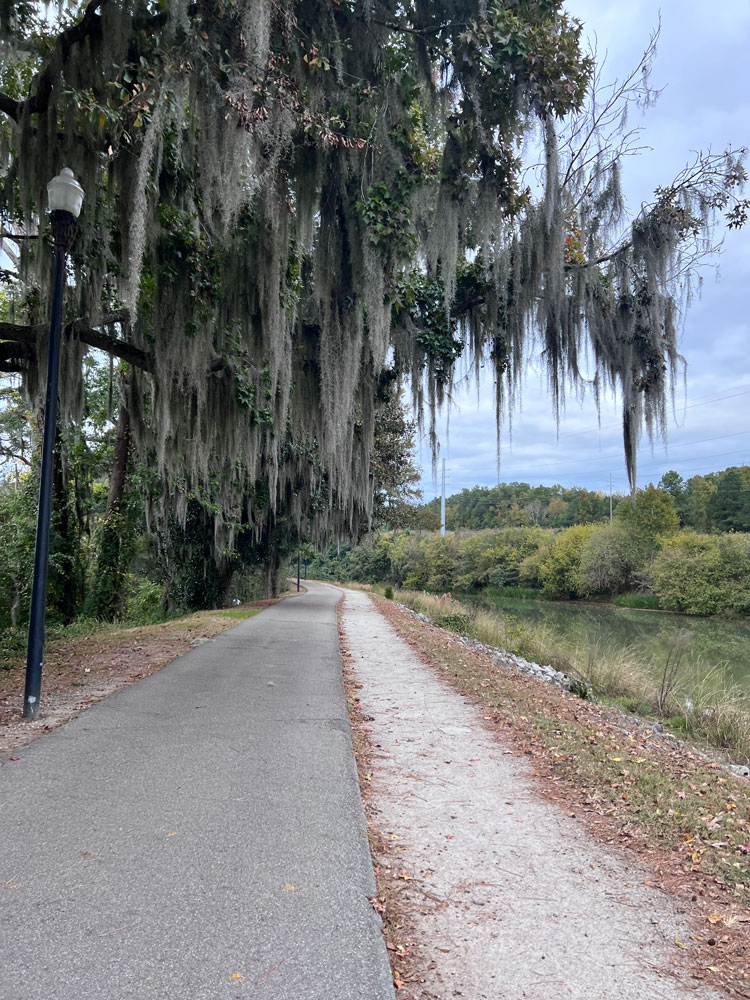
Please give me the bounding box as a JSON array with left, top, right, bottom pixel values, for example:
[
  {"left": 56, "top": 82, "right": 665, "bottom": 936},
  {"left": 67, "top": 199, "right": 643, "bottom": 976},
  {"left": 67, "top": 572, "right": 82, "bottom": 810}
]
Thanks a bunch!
[{"left": 0, "top": 0, "right": 747, "bottom": 603}]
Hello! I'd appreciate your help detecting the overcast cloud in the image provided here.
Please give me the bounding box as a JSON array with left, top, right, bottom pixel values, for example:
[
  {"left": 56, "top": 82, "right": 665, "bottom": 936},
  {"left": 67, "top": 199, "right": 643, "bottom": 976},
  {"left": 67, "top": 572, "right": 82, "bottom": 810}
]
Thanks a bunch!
[{"left": 418, "top": 1, "right": 750, "bottom": 502}]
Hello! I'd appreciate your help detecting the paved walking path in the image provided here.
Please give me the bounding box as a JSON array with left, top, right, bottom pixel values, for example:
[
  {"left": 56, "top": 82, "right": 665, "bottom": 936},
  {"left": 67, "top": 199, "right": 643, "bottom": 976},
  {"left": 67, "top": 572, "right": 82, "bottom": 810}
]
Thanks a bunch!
[{"left": 0, "top": 582, "right": 394, "bottom": 1000}]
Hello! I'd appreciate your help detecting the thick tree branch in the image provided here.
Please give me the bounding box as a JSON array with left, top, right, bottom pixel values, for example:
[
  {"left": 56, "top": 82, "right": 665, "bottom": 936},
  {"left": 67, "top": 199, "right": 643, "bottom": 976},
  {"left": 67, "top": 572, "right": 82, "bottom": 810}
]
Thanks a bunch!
[
  {"left": 0, "top": 0, "right": 104, "bottom": 122},
  {"left": 0, "top": 312, "right": 153, "bottom": 372},
  {"left": 0, "top": 341, "right": 33, "bottom": 371},
  {"left": 0, "top": 2, "right": 171, "bottom": 124},
  {"left": 0, "top": 91, "right": 20, "bottom": 122},
  {"left": 0, "top": 322, "right": 42, "bottom": 345},
  {"left": 28, "top": 0, "right": 105, "bottom": 116},
  {"left": 69, "top": 316, "right": 153, "bottom": 372}
]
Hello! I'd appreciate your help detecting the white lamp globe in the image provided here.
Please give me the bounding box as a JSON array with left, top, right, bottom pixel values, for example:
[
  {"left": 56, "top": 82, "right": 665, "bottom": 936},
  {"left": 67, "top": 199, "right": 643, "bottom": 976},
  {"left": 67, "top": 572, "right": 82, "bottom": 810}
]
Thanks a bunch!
[{"left": 47, "top": 168, "right": 85, "bottom": 218}]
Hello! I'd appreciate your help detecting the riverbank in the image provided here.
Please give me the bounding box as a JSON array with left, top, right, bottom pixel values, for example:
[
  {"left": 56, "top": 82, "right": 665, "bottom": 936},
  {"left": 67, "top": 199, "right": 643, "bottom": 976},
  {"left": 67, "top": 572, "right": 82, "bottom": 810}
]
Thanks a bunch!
[
  {"left": 349, "top": 589, "right": 750, "bottom": 996},
  {"left": 356, "top": 585, "right": 750, "bottom": 766}
]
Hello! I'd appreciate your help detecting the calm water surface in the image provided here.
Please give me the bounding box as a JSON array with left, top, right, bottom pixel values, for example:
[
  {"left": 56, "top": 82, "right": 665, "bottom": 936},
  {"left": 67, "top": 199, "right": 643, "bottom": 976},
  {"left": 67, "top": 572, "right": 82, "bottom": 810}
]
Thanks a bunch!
[{"left": 478, "top": 596, "right": 750, "bottom": 693}]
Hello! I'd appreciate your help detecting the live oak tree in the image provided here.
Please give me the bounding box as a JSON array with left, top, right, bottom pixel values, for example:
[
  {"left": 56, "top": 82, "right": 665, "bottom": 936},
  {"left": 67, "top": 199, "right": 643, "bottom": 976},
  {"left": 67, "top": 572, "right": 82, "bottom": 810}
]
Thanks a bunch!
[{"left": 0, "top": 1, "right": 746, "bottom": 603}]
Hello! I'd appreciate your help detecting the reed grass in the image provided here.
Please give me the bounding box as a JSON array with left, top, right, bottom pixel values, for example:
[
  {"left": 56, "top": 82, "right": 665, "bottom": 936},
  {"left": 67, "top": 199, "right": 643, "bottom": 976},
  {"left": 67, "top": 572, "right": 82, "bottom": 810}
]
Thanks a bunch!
[
  {"left": 385, "top": 586, "right": 750, "bottom": 763},
  {"left": 611, "top": 593, "right": 661, "bottom": 610}
]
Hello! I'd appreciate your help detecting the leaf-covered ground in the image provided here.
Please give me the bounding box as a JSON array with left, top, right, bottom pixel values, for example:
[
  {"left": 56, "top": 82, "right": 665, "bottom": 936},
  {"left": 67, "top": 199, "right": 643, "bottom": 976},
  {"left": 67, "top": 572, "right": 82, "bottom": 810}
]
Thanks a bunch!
[
  {"left": 0, "top": 604, "right": 272, "bottom": 754},
  {"left": 353, "top": 594, "right": 750, "bottom": 998}
]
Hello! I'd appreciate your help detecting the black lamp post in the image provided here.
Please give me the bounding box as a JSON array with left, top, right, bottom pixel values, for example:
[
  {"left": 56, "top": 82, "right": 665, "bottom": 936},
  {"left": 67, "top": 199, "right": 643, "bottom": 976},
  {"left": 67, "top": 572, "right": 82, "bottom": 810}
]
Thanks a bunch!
[{"left": 23, "top": 168, "right": 84, "bottom": 720}]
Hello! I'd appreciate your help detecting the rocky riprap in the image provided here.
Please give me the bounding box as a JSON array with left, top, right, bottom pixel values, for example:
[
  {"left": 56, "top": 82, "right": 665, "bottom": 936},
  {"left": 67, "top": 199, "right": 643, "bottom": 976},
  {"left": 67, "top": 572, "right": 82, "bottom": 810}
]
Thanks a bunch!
[
  {"left": 396, "top": 604, "right": 572, "bottom": 692},
  {"left": 394, "top": 602, "right": 750, "bottom": 783}
]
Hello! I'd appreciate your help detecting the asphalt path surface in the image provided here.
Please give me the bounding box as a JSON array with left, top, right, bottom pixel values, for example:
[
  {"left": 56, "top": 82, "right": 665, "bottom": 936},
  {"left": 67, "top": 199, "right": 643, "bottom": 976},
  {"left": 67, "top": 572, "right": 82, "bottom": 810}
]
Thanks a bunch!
[{"left": 0, "top": 582, "right": 394, "bottom": 1000}]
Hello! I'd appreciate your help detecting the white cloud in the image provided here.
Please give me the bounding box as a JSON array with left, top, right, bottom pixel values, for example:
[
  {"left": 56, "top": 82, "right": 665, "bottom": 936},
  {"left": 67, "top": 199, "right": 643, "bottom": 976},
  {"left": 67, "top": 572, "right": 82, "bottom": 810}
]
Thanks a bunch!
[{"left": 417, "top": 1, "right": 750, "bottom": 501}]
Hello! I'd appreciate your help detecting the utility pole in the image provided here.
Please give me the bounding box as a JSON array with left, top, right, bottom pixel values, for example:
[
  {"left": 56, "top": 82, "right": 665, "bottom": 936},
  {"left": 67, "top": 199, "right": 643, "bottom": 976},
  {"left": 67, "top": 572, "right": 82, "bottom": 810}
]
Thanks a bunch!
[
  {"left": 440, "top": 458, "right": 446, "bottom": 536},
  {"left": 609, "top": 474, "right": 613, "bottom": 523}
]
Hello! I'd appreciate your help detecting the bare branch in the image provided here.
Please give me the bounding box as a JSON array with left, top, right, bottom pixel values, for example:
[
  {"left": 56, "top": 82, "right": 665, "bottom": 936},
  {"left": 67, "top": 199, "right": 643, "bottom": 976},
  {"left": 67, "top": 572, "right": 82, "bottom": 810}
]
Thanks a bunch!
[
  {"left": 69, "top": 315, "right": 153, "bottom": 372},
  {"left": 0, "top": 311, "right": 153, "bottom": 372}
]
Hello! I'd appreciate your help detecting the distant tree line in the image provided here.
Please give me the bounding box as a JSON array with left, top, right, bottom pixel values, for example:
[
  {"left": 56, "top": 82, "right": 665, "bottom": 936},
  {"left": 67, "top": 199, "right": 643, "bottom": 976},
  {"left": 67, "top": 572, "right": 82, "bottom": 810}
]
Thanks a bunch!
[
  {"left": 416, "top": 465, "right": 750, "bottom": 534},
  {"left": 309, "top": 471, "right": 750, "bottom": 617}
]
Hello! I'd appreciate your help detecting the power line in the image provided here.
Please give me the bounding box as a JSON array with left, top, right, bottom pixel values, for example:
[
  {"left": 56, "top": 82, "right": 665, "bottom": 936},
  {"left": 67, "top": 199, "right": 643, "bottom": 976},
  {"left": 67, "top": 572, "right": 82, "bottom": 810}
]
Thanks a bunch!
[
  {"left": 496, "top": 444, "right": 750, "bottom": 478},
  {"left": 552, "top": 385, "right": 750, "bottom": 442}
]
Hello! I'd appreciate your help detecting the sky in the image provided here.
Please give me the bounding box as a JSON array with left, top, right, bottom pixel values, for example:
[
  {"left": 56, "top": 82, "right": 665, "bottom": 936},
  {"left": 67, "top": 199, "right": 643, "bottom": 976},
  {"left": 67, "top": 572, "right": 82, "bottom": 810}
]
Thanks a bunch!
[{"left": 418, "top": 0, "right": 750, "bottom": 503}]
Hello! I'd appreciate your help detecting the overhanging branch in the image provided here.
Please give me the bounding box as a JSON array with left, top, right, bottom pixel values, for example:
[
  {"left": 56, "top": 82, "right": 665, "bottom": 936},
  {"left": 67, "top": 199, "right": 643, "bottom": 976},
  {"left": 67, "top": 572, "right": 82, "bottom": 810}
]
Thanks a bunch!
[
  {"left": 69, "top": 315, "right": 153, "bottom": 372},
  {"left": 0, "top": 312, "right": 154, "bottom": 372}
]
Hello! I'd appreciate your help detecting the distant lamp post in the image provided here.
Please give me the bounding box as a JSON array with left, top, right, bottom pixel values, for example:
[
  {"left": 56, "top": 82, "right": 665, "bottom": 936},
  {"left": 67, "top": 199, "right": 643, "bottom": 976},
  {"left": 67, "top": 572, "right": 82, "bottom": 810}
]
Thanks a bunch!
[{"left": 23, "top": 168, "right": 84, "bottom": 720}]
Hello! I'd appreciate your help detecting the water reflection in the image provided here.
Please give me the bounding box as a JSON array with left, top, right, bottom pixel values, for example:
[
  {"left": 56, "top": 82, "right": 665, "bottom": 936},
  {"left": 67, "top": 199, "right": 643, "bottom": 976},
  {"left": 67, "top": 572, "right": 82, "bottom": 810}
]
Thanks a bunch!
[{"left": 480, "top": 596, "right": 750, "bottom": 692}]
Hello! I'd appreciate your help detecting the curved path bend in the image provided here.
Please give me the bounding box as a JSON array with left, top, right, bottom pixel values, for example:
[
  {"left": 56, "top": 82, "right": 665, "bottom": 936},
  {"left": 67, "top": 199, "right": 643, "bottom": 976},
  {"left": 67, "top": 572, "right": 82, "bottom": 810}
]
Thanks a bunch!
[{"left": 0, "top": 581, "right": 394, "bottom": 1000}]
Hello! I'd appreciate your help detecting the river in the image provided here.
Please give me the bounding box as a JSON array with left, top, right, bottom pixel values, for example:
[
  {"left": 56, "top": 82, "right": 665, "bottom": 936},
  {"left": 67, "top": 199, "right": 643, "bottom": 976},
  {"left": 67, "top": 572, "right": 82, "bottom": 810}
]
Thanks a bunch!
[{"left": 475, "top": 595, "right": 750, "bottom": 694}]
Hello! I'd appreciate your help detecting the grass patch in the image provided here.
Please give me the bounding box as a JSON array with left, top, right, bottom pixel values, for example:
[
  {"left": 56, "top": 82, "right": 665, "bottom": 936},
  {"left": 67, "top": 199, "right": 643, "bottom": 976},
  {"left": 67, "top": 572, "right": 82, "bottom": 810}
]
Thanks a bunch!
[
  {"left": 603, "top": 694, "right": 655, "bottom": 716},
  {"left": 386, "top": 586, "right": 750, "bottom": 764},
  {"left": 612, "top": 592, "right": 661, "bottom": 609},
  {"left": 484, "top": 585, "right": 540, "bottom": 601},
  {"left": 433, "top": 612, "right": 473, "bottom": 635},
  {"left": 0, "top": 604, "right": 263, "bottom": 673}
]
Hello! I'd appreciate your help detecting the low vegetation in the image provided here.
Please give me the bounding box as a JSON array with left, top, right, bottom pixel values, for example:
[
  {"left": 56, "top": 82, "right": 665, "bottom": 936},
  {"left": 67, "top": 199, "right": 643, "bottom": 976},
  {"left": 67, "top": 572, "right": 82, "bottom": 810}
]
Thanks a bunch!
[
  {"left": 309, "top": 483, "right": 750, "bottom": 618},
  {"left": 360, "top": 585, "right": 750, "bottom": 764}
]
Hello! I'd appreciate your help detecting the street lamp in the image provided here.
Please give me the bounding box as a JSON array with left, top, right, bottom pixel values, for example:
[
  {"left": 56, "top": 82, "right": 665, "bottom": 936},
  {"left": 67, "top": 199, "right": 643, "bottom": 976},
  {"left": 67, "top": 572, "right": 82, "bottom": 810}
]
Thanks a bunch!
[{"left": 23, "top": 168, "right": 84, "bottom": 719}]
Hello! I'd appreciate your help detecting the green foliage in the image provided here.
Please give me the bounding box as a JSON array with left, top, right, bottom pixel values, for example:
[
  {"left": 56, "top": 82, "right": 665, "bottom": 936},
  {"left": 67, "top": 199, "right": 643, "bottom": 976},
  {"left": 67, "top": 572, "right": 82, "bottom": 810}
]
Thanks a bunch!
[
  {"left": 357, "top": 173, "right": 418, "bottom": 260},
  {"left": 411, "top": 277, "right": 464, "bottom": 385},
  {"left": 614, "top": 484, "right": 680, "bottom": 543},
  {"left": 535, "top": 524, "right": 596, "bottom": 599},
  {"left": 384, "top": 584, "right": 394, "bottom": 600},
  {"left": 122, "top": 576, "right": 163, "bottom": 624},
  {"left": 0, "top": 476, "right": 37, "bottom": 629},
  {"left": 611, "top": 593, "right": 661, "bottom": 609},
  {"left": 370, "top": 383, "right": 422, "bottom": 527},
  {"left": 577, "top": 522, "right": 646, "bottom": 597},
  {"left": 684, "top": 475, "right": 716, "bottom": 532},
  {"left": 421, "top": 482, "right": 620, "bottom": 530},
  {"left": 658, "top": 470, "right": 687, "bottom": 523},
  {"left": 569, "top": 678, "right": 593, "bottom": 700},
  {"left": 708, "top": 468, "right": 750, "bottom": 532},
  {"left": 434, "top": 612, "right": 474, "bottom": 636},
  {"left": 651, "top": 531, "right": 750, "bottom": 615}
]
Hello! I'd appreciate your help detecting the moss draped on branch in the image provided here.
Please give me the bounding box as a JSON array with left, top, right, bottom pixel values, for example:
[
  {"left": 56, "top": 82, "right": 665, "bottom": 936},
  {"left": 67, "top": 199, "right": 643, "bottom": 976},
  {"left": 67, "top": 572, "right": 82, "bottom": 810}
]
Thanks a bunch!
[{"left": 0, "top": 0, "right": 746, "bottom": 560}]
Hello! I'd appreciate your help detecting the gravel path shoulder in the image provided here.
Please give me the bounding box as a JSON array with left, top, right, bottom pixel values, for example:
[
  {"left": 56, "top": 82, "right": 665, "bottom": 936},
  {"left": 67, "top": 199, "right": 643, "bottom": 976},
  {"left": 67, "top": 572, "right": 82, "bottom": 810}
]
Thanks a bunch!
[{"left": 340, "top": 586, "right": 722, "bottom": 1000}]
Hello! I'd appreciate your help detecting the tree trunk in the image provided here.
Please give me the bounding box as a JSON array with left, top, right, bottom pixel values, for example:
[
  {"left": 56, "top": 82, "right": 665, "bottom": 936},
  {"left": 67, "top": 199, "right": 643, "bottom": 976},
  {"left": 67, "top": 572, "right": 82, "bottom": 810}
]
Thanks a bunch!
[
  {"left": 91, "top": 382, "right": 131, "bottom": 619},
  {"left": 263, "top": 544, "right": 283, "bottom": 599},
  {"left": 51, "top": 437, "right": 82, "bottom": 623}
]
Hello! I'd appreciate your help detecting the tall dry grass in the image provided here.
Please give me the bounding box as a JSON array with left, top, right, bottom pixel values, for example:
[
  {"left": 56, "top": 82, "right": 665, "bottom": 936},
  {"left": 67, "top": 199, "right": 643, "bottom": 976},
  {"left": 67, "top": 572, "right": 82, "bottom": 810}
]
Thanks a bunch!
[{"left": 383, "top": 586, "right": 750, "bottom": 763}]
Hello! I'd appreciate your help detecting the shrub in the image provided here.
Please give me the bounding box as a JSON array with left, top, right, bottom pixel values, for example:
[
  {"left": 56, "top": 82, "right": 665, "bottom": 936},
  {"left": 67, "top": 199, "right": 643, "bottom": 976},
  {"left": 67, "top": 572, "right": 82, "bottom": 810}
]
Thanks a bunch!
[
  {"left": 577, "top": 523, "right": 645, "bottom": 597},
  {"left": 384, "top": 584, "right": 394, "bottom": 600},
  {"left": 651, "top": 531, "right": 750, "bottom": 615},
  {"left": 122, "top": 577, "right": 164, "bottom": 624},
  {"left": 434, "top": 612, "right": 473, "bottom": 635},
  {"left": 536, "top": 524, "right": 596, "bottom": 599}
]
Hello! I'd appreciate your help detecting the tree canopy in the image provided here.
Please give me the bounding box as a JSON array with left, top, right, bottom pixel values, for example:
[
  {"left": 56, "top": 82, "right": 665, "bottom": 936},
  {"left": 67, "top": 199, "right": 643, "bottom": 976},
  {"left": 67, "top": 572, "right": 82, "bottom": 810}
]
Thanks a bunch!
[{"left": 0, "top": 1, "right": 747, "bottom": 595}]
